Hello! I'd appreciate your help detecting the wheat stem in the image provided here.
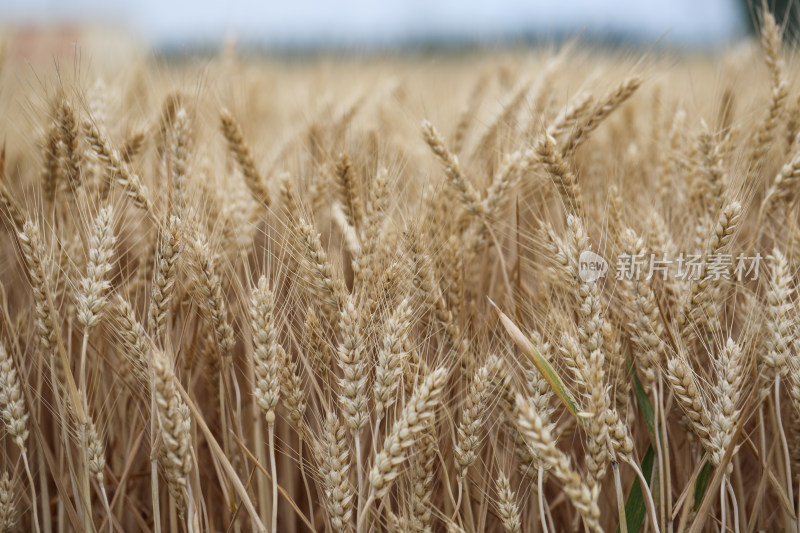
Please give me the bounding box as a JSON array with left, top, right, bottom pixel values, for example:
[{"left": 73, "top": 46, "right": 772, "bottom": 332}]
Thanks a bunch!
[
  {"left": 22, "top": 452, "right": 41, "bottom": 533},
  {"left": 268, "top": 421, "right": 278, "bottom": 533}
]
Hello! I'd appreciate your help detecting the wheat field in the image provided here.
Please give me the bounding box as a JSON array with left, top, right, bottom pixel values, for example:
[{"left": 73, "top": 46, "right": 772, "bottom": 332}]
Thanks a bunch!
[{"left": 0, "top": 8, "right": 799, "bottom": 533}]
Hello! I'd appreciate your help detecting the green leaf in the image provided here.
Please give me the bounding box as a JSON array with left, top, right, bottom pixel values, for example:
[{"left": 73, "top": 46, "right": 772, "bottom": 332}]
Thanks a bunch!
[
  {"left": 693, "top": 461, "right": 712, "bottom": 511},
  {"left": 627, "top": 355, "right": 656, "bottom": 443},
  {"left": 617, "top": 445, "right": 655, "bottom": 533},
  {"left": 617, "top": 355, "right": 658, "bottom": 533},
  {"left": 490, "top": 299, "right": 583, "bottom": 425}
]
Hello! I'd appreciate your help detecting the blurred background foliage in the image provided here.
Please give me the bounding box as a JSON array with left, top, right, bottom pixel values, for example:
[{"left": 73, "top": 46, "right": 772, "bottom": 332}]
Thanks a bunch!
[{"left": 743, "top": 0, "right": 799, "bottom": 37}]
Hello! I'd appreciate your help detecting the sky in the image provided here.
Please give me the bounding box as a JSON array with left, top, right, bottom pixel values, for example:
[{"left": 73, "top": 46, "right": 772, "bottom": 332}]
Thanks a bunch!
[{"left": 0, "top": 0, "right": 748, "bottom": 49}]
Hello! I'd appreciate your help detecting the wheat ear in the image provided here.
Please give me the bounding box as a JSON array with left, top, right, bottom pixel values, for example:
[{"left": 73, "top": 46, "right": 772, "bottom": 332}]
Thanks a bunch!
[
  {"left": 374, "top": 297, "right": 413, "bottom": 415},
  {"left": 152, "top": 347, "right": 193, "bottom": 510},
  {"left": 562, "top": 75, "right": 642, "bottom": 157},
  {"left": 169, "top": 107, "right": 190, "bottom": 213},
  {"left": 0, "top": 337, "right": 40, "bottom": 529},
  {"left": 121, "top": 127, "right": 146, "bottom": 163},
  {"left": 748, "top": 8, "right": 788, "bottom": 172},
  {"left": 0, "top": 142, "right": 25, "bottom": 230},
  {"left": 112, "top": 295, "right": 152, "bottom": 386},
  {"left": 763, "top": 249, "right": 795, "bottom": 503},
  {"left": 1, "top": 338, "right": 39, "bottom": 533},
  {"left": 250, "top": 275, "right": 282, "bottom": 532},
  {"left": 496, "top": 472, "right": 522, "bottom": 533},
  {"left": 516, "top": 395, "right": 602, "bottom": 532},
  {"left": 19, "top": 220, "right": 91, "bottom": 531},
  {"left": 220, "top": 108, "right": 271, "bottom": 206},
  {"left": 77, "top": 208, "right": 116, "bottom": 533},
  {"left": 665, "top": 355, "right": 712, "bottom": 448},
  {"left": 86, "top": 414, "right": 112, "bottom": 533},
  {"left": 692, "top": 123, "right": 726, "bottom": 210},
  {"left": 56, "top": 99, "right": 80, "bottom": 191},
  {"left": 250, "top": 275, "right": 281, "bottom": 421},
  {"left": 548, "top": 91, "right": 595, "bottom": 140},
  {"left": 77, "top": 205, "right": 116, "bottom": 393},
  {"left": 537, "top": 133, "right": 584, "bottom": 218},
  {"left": 407, "top": 230, "right": 471, "bottom": 374},
  {"left": 83, "top": 119, "right": 155, "bottom": 217},
  {"left": 0, "top": 471, "right": 17, "bottom": 531},
  {"left": 763, "top": 249, "right": 793, "bottom": 378},
  {"left": 187, "top": 231, "right": 235, "bottom": 361},
  {"left": 297, "top": 218, "right": 347, "bottom": 320},
  {"left": 41, "top": 117, "right": 59, "bottom": 202},
  {"left": 619, "top": 228, "right": 666, "bottom": 393},
  {"left": 367, "top": 367, "right": 447, "bottom": 505},
  {"left": 422, "top": 119, "right": 484, "bottom": 217},
  {"left": 759, "top": 149, "right": 800, "bottom": 225},
  {"left": 679, "top": 200, "right": 741, "bottom": 339},
  {"left": 304, "top": 305, "right": 332, "bottom": 396},
  {"left": 334, "top": 295, "right": 368, "bottom": 530},
  {"left": 454, "top": 363, "right": 491, "bottom": 479},
  {"left": 279, "top": 346, "right": 307, "bottom": 433},
  {"left": 316, "top": 412, "right": 355, "bottom": 533},
  {"left": 149, "top": 215, "right": 182, "bottom": 343},
  {"left": 410, "top": 427, "right": 437, "bottom": 532},
  {"left": 335, "top": 152, "right": 365, "bottom": 233},
  {"left": 0, "top": 341, "right": 28, "bottom": 452},
  {"left": 709, "top": 338, "right": 746, "bottom": 467}
]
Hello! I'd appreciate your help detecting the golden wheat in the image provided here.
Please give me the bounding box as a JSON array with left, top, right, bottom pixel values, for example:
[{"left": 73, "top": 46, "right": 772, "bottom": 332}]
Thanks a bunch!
[{"left": 2, "top": 8, "right": 800, "bottom": 531}]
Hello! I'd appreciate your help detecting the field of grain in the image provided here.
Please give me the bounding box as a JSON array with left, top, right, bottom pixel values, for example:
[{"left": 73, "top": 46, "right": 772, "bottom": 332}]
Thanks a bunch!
[{"left": 0, "top": 9, "right": 799, "bottom": 533}]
